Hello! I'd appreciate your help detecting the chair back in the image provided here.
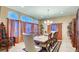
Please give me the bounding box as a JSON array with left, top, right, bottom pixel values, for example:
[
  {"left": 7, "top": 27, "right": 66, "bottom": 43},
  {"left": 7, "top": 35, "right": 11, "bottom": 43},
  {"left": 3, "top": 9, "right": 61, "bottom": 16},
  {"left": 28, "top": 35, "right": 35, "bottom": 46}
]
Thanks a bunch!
[
  {"left": 48, "top": 33, "right": 52, "bottom": 40},
  {"left": 23, "top": 34, "right": 36, "bottom": 52},
  {"left": 46, "top": 40, "right": 51, "bottom": 52},
  {"left": 53, "top": 32, "right": 58, "bottom": 39},
  {"left": 53, "top": 32, "right": 58, "bottom": 43}
]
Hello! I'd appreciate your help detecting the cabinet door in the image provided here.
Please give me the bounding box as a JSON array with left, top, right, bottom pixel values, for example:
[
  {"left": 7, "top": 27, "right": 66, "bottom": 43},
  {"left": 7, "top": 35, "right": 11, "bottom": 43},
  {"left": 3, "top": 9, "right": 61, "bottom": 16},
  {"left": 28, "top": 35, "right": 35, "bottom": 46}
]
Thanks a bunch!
[{"left": 76, "top": 9, "right": 79, "bottom": 51}]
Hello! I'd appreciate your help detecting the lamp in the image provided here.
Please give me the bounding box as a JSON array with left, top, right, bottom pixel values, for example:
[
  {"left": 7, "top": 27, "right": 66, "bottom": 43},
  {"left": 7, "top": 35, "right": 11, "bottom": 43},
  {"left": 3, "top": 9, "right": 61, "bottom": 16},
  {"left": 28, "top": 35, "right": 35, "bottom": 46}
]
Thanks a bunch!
[{"left": 44, "top": 8, "right": 53, "bottom": 25}]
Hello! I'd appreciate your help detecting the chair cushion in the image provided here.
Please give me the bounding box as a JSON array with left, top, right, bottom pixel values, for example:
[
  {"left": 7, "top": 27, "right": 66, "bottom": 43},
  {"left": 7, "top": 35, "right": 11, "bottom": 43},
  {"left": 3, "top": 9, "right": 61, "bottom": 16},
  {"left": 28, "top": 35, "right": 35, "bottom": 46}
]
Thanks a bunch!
[{"left": 35, "top": 45, "right": 42, "bottom": 52}]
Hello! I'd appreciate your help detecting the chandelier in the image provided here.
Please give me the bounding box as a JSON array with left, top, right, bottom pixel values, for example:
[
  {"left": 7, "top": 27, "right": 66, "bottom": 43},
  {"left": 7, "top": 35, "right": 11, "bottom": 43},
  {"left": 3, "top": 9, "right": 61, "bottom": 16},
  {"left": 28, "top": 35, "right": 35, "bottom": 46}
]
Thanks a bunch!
[
  {"left": 44, "top": 20, "right": 53, "bottom": 25},
  {"left": 44, "top": 8, "right": 53, "bottom": 25}
]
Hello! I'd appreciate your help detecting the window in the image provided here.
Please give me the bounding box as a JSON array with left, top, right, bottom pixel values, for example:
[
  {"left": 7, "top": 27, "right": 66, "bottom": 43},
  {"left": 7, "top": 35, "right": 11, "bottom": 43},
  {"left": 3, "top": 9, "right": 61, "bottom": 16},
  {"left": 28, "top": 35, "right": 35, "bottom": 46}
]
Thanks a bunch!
[
  {"left": 51, "top": 24, "right": 57, "bottom": 31},
  {"left": 14, "top": 21, "right": 19, "bottom": 37},
  {"left": 8, "top": 11, "right": 18, "bottom": 20},
  {"left": 20, "top": 16, "right": 27, "bottom": 22},
  {"left": 34, "top": 24, "right": 38, "bottom": 32},
  {"left": 26, "top": 23, "right": 32, "bottom": 34},
  {"left": 20, "top": 16, "right": 33, "bottom": 23}
]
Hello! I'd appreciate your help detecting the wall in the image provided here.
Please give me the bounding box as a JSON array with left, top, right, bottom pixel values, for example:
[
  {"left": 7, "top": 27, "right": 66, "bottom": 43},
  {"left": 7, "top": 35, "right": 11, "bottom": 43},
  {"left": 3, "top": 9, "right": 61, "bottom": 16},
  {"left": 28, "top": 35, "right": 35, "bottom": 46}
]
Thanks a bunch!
[
  {"left": 0, "top": 7, "right": 8, "bottom": 30},
  {"left": 52, "top": 16, "right": 75, "bottom": 40},
  {"left": 0, "top": 6, "right": 8, "bottom": 18},
  {"left": 43, "top": 16, "right": 75, "bottom": 40},
  {"left": 0, "top": 6, "right": 1, "bottom": 16},
  {"left": 0, "top": 18, "right": 7, "bottom": 29}
]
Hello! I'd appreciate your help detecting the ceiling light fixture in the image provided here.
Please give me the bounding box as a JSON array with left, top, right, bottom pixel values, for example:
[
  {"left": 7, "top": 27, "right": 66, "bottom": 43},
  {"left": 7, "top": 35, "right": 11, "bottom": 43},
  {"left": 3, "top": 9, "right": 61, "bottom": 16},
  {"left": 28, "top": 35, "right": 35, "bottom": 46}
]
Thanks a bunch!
[{"left": 44, "top": 20, "right": 53, "bottom": 25}]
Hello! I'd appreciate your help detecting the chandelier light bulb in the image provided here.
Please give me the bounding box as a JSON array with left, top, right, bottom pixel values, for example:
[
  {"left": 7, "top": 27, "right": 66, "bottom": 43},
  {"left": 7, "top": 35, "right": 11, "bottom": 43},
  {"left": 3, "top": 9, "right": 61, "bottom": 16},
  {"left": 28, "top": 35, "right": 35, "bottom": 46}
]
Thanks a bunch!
[
  {"left": 50, "top": 21, "right": 53, "bottom": 24},
  {"left": 44, "top": 21, "right": 46, "bottom": 24},
  {"left": 47, "top": 20, "right": 49, "bottom": 23},
  {"left": 44, "top": 20, "right": 53, "bottom": 25}
]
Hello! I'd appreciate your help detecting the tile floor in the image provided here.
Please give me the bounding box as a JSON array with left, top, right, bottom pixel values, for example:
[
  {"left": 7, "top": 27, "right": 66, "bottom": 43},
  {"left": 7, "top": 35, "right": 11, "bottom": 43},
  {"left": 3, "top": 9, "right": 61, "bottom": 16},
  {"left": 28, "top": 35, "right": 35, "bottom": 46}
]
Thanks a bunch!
[
  {"left": 9, "top": 42, "right": 25, "bottom": 52},
  {"left": 59, "top": 37, "right": 75, "bottom": 52}
]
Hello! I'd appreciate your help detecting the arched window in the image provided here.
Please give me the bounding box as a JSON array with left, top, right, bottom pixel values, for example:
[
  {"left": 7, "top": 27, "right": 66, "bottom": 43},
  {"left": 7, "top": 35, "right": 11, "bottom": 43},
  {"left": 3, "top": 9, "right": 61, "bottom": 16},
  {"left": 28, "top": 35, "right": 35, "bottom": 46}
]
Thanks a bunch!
[
  {"left": 20, "top": 16, "right": 33, "bottom": 22},
  {"left": 8, "top": 11, "right": 18, "bottom": 20},
  {"left": 20, "top": 16, "right": 26, "bottom": 22}
]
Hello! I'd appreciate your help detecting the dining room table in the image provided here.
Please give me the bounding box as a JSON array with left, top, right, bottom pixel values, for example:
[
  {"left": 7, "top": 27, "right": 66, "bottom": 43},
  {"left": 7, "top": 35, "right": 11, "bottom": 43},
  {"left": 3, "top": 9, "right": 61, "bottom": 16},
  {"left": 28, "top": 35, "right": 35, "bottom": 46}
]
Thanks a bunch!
[
  {"left": 33, "top": 35, "right": 62, "bottom": 51},
  {"left": 34, "top": 35, "right": 49, "bottom": 44}
]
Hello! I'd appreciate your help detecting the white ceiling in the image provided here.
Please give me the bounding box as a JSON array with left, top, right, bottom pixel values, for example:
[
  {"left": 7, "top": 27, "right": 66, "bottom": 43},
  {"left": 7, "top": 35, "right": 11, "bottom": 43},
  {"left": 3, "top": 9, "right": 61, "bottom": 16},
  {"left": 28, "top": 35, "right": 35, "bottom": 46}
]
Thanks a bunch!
[{"left": 7, "top": 6, "right": 79, "bottom": 19}]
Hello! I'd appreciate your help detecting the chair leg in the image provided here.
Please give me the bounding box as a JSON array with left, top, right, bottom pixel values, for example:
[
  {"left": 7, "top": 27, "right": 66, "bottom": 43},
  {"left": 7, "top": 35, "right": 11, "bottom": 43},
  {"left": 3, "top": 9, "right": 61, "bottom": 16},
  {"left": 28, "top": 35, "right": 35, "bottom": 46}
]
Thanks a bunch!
[
  {"left": 6, "top": 46, "right": 8, "bottom": 52},
  {"left": 0, "top": 42, "right": 1, "bottom": 49},
  {"left": 46, "top": 47, "right": 50, "bottom": 52},
  {"left": 14, "top": 42, "right": 15, "bottom": 46},
  {"left": 6, "top": 42, "right": 9, "bottom": 52}
]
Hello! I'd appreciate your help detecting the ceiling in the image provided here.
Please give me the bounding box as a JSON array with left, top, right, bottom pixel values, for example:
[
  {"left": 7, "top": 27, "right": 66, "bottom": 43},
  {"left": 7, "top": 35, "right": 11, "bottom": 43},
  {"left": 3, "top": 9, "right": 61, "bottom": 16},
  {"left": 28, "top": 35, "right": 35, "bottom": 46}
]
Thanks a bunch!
[{"left": 7, "top": 6, "right": 79, "bottom": 19}]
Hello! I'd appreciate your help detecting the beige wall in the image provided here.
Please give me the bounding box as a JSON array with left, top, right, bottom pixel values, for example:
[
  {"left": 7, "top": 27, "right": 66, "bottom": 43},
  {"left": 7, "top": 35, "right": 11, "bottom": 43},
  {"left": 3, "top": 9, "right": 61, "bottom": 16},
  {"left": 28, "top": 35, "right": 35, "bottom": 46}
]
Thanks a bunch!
[
  {"left": 0, "top": 6, "right": 8, "bottom": 18},
  {"left": 53, "top": 16, "right": 75, "bottom": 40},
  {"left": 44, "top": 16, "right": 75, "bottom": 39},
  {"left": 0, "top": 7, "right": 8, "bottom": 30},
  {"left": 43, "top": 15, "right": 75, "bottom": 40}
]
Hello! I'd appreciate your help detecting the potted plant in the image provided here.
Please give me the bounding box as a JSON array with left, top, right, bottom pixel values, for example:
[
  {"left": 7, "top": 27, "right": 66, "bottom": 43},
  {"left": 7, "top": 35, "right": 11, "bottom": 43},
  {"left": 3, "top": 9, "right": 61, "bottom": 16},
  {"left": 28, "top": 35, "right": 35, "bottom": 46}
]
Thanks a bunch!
[{"left": 40, "top": 24, "right": 44, "bottom": 35}]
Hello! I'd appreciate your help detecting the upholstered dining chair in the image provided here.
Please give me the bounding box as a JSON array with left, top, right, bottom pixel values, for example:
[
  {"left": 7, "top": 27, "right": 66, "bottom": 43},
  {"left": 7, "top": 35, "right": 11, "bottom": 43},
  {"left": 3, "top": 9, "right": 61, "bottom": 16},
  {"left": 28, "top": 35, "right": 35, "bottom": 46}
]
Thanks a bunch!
[
  {"left": 53, "top": 32, "right": 58, "bottom": 44},
  {"left": 48, "top": 33, "right": 53, "bottom": 40},
  {"left": 23, "top": 34, "right": 42, "bottom": 52},
  {"left": 45, "top": 40, "right": 52, "bottom": 52}
]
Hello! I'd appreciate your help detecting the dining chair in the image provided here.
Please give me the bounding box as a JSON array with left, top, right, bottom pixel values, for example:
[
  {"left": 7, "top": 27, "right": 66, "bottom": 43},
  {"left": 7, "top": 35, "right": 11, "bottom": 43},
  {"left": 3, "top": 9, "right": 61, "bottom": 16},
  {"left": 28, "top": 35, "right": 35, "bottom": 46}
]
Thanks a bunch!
[
  {"left": 45, "top": 40, "right": 52, "bottom": 52},
  {"left": 53, "top": 32, "right": 58, "bottom": 44},
  {"left": 48, "top": 33, "right": 53, "bottom": 40},
  {"left": 23, "top": 34, "right": 42, "bottom": 52}
]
